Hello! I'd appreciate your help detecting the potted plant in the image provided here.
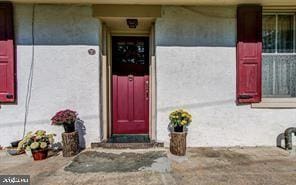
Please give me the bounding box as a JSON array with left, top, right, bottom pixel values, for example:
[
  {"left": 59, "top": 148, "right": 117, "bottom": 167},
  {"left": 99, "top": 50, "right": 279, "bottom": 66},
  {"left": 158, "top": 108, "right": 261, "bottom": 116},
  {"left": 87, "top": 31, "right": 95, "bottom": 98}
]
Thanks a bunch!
[
  {"left": 17, "top": 131, "right": 33, "bottom": 156},
  {"left": 169, "top": 109, "right": 192, "bottom": 156},
  {"left": 169, "top": 109, "right": 192, "bottom": 132},
  {"left": 17, "top": 130, "right": 55, "bottom": 160},
  {"left": 51, "top": 109, "right": 77, "bottom": 133}
]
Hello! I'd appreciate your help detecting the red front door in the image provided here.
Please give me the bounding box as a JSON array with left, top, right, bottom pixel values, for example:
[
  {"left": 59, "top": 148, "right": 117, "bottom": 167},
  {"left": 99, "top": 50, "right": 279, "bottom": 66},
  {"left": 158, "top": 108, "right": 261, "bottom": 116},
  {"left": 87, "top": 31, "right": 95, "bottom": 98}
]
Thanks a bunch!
[{"left": 112, "top": 37, "right": 149, "bottom": 134}]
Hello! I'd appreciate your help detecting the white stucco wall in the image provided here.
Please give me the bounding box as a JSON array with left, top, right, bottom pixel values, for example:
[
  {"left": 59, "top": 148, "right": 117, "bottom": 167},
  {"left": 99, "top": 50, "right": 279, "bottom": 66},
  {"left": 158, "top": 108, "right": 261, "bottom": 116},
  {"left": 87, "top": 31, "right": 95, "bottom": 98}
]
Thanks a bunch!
[
  {"left": 1, "top": 4, "right": 295, "bottom": 148},
  {"left": 0, "top": 4, "right": 101, "bottom": 147},
  {"left": 155, "top": 6, "right": 296, "bottom": 147}
]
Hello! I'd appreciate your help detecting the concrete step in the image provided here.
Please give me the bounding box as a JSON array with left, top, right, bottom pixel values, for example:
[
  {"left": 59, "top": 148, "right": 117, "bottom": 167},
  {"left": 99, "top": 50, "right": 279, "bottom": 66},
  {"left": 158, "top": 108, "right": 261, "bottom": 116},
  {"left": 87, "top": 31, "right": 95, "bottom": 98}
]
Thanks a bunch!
[
  {"left": 91, "top": 141, "right": 164, "bottom": 149},
  {"left": 108, "top": 134, "right": 150, "bottom": 143}
]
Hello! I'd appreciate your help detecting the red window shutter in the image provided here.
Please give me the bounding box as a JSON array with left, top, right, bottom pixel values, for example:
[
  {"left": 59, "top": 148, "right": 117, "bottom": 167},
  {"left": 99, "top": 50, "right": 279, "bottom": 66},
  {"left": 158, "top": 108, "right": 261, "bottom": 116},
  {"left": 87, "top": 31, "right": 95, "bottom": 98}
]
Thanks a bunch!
[
  {"left": 0, "top": 3, "right": 15, "bottom": 103},
  {"left": 236, "top": 5, "right": 262, "bottom": 104}
]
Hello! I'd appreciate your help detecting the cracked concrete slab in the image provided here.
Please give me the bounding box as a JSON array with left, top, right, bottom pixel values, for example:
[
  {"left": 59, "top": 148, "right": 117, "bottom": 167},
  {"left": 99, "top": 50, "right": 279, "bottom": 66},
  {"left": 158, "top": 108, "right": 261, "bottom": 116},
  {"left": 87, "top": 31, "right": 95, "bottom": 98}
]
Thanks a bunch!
[{"left": 64, "top": 151, "right": 170, "bottom": 173}]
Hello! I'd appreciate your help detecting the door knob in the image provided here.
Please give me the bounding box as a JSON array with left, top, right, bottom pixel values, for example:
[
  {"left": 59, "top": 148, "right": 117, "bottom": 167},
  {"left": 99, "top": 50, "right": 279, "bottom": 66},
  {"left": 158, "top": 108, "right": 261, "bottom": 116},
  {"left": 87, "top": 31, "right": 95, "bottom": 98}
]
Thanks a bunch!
[{"left": 145, "top": 90, "right": 149, "bottom": 100}]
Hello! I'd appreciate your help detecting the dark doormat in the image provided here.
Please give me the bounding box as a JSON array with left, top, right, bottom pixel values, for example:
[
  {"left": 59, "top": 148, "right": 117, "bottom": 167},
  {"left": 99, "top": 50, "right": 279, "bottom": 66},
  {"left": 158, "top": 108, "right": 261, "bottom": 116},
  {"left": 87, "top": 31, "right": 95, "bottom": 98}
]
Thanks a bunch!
[
  {"left": 108, "top": 135, "right": 150, "bottom": 143},
  {"left": 64, "top": 151, "right": 169, "bottom": 173}
]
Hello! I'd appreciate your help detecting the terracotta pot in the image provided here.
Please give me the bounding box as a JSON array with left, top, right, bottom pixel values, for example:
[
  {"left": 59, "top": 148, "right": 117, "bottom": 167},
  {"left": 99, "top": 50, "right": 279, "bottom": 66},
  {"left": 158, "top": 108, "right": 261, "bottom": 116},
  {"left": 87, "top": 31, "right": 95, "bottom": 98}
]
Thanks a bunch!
[
  {"left": 63, "top": 122, "right": 75, "bottom": 133},
  {"left": 32, "top": 149, "right": 48, "bottom": 161},
  {"left": 174, "top": 125, "right": 184, "bottom": 132}
]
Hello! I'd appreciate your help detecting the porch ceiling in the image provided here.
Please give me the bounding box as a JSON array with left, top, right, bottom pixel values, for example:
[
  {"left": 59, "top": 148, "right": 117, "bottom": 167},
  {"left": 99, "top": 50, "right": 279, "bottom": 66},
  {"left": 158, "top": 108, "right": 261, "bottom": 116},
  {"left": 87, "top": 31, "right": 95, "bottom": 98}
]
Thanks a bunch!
[
  {"left": 100, "top": 17, "right": 155, "bottom": 34},
  {"left": 8, "top": 0, "right": 296, "bottom": 6}
]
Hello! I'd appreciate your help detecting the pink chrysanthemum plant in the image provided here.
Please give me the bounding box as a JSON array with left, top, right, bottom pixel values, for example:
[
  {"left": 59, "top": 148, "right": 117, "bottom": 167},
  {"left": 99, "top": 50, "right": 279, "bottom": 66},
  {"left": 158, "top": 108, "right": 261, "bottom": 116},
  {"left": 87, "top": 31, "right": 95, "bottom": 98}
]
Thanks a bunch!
[{"left": 51, "top": 109, "right": 78, "bottom": 133}]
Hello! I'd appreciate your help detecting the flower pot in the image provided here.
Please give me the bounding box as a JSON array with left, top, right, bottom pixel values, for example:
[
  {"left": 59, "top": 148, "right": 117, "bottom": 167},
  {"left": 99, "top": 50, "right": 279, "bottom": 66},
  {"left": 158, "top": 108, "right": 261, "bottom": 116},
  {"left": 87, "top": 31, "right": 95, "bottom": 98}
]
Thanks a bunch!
[
  {"left": 63, "top": 122, "right": 75, "bottom": 133},
  {"left": 10, "top": 140, "right": 22, "bottom": 148},
  {"left": 174, "top": 125, "right": 184, "bottom": 132},
  {"left": 32, "top": 149, "right": 48, "bottom": 161},
  {"left": 170, "top": 132, "right": 187, "bottom": 156},
  {"left": 62, "top": 131, "right": 79, "bottom": 157}
]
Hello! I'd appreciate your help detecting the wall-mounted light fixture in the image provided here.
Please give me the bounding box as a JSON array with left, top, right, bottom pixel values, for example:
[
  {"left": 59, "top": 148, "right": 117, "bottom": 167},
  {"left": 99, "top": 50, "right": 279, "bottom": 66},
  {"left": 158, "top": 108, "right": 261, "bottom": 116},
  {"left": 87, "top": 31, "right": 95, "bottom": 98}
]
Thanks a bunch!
[{"left": 126, "top": 19, "right": 138, "bottom": 29}]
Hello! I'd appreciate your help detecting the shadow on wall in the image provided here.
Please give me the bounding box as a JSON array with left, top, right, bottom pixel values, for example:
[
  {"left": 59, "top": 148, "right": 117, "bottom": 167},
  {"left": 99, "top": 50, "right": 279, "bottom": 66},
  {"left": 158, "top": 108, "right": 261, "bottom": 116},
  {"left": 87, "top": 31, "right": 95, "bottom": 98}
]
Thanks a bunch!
[
  {"left": 155, "top": 6, "right": 236, "bottom": 47},
  {"left": 158, "top": 99, "right": 234, "bottom": 112},
  {"left": 76, "top": 118, "right": 86, "bottom": 149},
  {"left": 15, "top": 4, "right": 100, "bottom": 46}
]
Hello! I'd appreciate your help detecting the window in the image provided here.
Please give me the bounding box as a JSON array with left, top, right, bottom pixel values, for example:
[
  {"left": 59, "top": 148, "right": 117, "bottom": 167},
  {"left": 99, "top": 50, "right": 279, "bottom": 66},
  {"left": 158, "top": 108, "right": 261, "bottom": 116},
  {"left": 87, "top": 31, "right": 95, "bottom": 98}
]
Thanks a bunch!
[
  {"left": 112, "top": 36, "right": 149, "bottom": 76},
  {"left": 262, "top": 13, "right": 296, "bottom": 98}
]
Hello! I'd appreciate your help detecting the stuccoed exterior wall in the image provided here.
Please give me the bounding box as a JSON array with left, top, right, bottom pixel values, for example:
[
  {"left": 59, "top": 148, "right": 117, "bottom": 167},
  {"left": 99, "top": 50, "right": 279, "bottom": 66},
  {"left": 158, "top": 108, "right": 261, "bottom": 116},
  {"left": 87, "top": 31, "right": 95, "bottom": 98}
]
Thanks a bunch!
[
  {"left": 0, "top": 4, "right": 101, "bottom": 147},
  {"left": 155, "top": 6, "right": 296, "bottom": 147},
  {"left": 1, "top": 4, "right": 295, "bottom": 148}
]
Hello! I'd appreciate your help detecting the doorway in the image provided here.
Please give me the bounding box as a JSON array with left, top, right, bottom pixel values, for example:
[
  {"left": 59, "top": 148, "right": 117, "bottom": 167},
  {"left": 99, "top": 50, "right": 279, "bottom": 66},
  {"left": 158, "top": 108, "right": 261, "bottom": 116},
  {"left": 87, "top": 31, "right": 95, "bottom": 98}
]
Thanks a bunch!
[
  {"left": 112, "top": 36, "right": 150, "bottom": 135},
  {"left": 95, "top": 6, "right": 160, "bottom": 141}
]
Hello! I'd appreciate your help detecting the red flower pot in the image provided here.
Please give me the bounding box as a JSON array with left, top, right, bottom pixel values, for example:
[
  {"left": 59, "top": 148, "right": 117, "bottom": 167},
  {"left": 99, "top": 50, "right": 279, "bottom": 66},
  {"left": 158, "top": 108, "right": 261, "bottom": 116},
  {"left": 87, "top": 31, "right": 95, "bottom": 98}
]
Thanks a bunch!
[{"left": 32, "top": 149, "right": 48, "bottom": 161}]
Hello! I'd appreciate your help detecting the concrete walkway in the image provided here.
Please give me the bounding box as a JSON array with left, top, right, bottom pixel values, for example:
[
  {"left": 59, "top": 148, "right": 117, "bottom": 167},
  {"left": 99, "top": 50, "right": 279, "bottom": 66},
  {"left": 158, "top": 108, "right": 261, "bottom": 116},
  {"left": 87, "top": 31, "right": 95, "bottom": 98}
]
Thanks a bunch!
[{"left": 0, "top": 147, "right": 295, "bottom": 185}]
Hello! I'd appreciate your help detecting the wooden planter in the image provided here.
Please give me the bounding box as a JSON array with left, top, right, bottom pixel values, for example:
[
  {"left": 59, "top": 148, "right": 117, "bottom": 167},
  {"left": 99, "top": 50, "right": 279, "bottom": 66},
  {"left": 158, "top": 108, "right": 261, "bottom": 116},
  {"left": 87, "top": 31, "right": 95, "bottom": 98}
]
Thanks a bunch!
[
  {"left": 170, "top": 132, "right": 187, "bottom": 156},
  {"left": 62, "top": 131, "right": 79, "bottom": 157}
]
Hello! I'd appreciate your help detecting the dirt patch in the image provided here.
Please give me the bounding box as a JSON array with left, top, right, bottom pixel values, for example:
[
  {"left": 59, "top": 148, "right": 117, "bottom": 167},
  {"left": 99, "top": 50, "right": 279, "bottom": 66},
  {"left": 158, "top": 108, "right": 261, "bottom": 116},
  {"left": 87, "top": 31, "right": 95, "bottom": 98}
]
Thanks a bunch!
[
  {"left": 64, "top": 151, "right": 167, "bottom": 173},
  {"left": 189, "top": 148, "right": 251, "bottom": 165}
]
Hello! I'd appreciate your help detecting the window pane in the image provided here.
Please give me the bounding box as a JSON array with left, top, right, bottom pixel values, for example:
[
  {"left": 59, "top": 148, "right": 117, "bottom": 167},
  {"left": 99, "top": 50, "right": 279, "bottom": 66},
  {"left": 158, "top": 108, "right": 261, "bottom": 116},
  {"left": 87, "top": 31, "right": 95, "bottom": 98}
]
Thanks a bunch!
[
  {"left": 263, "top": 15, "right": 276, "bottom": 53},
  {"left": 262, "top": 55, "right": 296, "bottom": 97},
  {"left": 277, "top": 15, "right": 294, "bottom": 53},
  {"left": 113, "top": 40, "right": 146, "bottom": 65}
]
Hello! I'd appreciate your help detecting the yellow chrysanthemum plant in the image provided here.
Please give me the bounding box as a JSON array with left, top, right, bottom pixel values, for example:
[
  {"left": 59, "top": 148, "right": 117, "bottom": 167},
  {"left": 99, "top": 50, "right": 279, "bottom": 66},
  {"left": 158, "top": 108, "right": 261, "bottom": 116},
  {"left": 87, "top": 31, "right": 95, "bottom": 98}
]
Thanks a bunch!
[{"left": 169, "top": 109, "right": 192, "bottom": 132}]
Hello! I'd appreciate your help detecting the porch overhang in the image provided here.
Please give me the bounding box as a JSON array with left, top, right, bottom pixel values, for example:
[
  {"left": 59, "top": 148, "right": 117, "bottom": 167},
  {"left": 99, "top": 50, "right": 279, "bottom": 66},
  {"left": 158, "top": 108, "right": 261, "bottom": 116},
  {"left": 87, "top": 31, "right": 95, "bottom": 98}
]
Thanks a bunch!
[{"left": 7, "top": 0, "right": 296, "bottom": 6}]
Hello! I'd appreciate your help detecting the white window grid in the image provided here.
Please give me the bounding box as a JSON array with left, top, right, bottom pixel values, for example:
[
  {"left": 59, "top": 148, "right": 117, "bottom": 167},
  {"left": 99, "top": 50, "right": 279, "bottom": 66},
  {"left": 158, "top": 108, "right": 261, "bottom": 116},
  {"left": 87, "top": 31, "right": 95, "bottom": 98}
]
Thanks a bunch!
[
  {"left": 262, "top": 13, "right": 296, "bottom": 55},
  {"left": 262, "top": 13, "right": 296, "bottom": 97}
]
